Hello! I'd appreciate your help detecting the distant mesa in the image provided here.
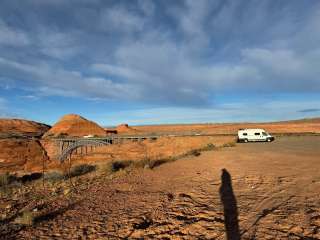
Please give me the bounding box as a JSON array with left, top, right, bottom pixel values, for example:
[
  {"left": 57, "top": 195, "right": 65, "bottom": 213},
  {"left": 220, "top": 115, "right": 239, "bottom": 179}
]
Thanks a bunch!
[
  {"left": 43, "top": 114, "right": 107, "bottom": 138},
  {"left": 0, "top": 118, "right": 50, "bottom": 138},
  {"left": 116, "top": 123, "right": 138, "bottom": 134}
]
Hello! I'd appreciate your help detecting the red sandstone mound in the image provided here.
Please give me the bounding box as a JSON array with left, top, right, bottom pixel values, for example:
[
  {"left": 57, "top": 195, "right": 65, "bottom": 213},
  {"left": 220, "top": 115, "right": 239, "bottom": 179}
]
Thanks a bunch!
[
  {"left": 116, "top": 123, "right": 138, "bottom": 134},
  {"left": 0, "top": 139, "right": 48, "bottom": 173},
  {"left": 0, "top": 119, "right": 50, "bottom": 138},
  {"left": 43, "top": 114, "right": 107, "bottom": 138}
]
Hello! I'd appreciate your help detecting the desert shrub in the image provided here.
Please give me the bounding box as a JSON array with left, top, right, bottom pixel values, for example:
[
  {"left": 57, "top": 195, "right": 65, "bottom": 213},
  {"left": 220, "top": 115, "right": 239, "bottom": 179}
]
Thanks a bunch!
[
  {"left": 98, "top": 162, "right": 114, "bottom": 175},
  {"left": 43, "top": 171, "right": 65, "bottom": 182},
  {"left": 68, "top": 164, "right": 96, "bottom": 178},
  {"left": 99, "top": 160, "right": 133, "bottom": 174},
  {"left": 0, "top": 172, "right": 18, "bottom": 188},
  {"left": 100, "top": 157, "right": 179, "bottom": 175},
  {"left": 187, "top": 149, "right": 201, "bottom": 157},
  {"left": 202, "top": 143, "right": 215, "bottom": 151},
  {"left": 20, "top": 173, "right": 42, "bottom": 183},
  {"left": 132, "top": 158, "right": 151, "bottom": 169},
  {"left": 149, "top": 158, "right": 174, "bottom": 169},
  {"left": 110, "top": 160, "right": 132, "bottom": 172},
  {"left": 0, "top": 172, "right": 10, "bottom": 187},
  {"left": 222, "top": 142, "right": 236, "bottom": 148},
  {"left": 14, "top": 211, "right": 34, "bottom": 226}
]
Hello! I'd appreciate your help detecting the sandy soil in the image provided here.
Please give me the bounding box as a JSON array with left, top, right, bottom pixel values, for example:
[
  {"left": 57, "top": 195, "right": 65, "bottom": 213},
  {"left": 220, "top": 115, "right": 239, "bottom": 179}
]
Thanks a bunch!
[
  {"left": 2, "top": 136, "right": 319, "bottom": 239},
  {"left": 68, "top": 136, "right": 234, "bottom": 166},
  {"left": 132, "top": 118, "right": 320, "bottom": 135}
]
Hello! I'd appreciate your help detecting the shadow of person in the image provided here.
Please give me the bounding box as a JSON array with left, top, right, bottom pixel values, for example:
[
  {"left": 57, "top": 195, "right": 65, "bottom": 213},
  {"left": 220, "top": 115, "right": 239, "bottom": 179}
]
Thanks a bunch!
[{"left": 219, "top": 169, "right": 240, "bottom": 240}]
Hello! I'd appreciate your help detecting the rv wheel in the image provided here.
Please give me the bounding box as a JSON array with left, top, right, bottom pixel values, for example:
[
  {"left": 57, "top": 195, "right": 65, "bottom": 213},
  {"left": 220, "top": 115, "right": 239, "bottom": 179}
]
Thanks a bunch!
[
  {"left": 244, "top": 139, "right": 248, "bottom": 143},
  {"left": 267, "top": 138, "right": 271, "bottom": 142}
]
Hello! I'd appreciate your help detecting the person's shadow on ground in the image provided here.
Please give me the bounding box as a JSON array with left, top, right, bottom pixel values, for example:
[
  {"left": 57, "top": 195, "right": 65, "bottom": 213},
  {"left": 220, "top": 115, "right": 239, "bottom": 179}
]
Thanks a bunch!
[{"left": 219, "top": 169, "right": 241, "bottom": 240}]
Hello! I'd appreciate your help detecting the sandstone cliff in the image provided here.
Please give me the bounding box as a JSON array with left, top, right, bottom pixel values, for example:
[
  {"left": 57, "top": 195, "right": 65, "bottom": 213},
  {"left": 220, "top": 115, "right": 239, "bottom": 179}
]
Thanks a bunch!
[{"left": 0, "top": 119, "right": 50, "bottom": 138}]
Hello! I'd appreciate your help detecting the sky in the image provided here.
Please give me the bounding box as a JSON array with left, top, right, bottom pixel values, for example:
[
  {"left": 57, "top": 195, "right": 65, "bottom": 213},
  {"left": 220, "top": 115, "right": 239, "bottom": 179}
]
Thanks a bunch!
[{"left": 0, "top": 0, "right": 320, "bottom": 126}]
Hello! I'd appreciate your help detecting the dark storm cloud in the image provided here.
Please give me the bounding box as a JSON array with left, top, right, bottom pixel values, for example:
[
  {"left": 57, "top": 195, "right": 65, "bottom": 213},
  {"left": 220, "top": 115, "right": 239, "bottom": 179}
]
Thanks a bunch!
[{"left": 0, "top": 0, "right": 319, "bottom": 106}]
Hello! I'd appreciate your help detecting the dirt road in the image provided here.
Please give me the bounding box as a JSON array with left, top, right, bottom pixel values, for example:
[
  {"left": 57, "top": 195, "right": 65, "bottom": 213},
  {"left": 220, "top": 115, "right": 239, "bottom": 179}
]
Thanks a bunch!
[{"left": 13, "top": 136, "right": 320, "bottom": 239}]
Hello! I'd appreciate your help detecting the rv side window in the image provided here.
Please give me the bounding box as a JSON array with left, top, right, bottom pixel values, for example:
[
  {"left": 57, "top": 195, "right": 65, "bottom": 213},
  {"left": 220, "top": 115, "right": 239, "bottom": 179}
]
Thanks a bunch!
[
  {"left": 254, "top": 132, "right": 260, "bottom": 136},
  {"left": 243, "top": 133, "right": 247, "bottom": 136}
]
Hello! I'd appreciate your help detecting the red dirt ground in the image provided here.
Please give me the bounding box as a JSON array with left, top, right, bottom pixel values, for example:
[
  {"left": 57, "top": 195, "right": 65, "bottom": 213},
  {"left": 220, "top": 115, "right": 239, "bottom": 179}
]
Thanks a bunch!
[
  {"left": 1, "top": 136, "right": 319, "bottom": 239},
  {"left": 132, "top": 118, "right": 320, "bottom": 135}
]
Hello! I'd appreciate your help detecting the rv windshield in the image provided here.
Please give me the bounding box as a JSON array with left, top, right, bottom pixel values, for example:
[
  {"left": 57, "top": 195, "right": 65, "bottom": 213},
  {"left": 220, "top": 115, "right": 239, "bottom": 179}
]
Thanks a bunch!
[{"left": 262, "top": 132, "right": 268, "bottom": 136}]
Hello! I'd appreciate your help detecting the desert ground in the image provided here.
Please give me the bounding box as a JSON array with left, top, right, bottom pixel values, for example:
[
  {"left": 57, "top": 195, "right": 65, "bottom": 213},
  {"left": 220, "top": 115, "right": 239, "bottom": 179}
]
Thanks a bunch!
[{"left": 1, "top": 135, "right": 320, "bottom": 239}]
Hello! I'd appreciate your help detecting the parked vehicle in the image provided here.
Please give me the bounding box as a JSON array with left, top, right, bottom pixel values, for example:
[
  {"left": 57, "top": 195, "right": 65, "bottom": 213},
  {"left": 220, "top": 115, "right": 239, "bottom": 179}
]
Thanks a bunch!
[
  {"left": 237, "top": 129, "right": 274, "bottom": 143},
  {"left": 83, "top": 134, "right": 95, "bottom": 138}
]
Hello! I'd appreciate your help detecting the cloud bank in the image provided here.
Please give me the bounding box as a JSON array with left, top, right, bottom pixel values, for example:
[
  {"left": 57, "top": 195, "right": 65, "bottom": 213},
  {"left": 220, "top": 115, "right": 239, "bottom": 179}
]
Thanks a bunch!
[{"left": 0, "top": 0, "right": 319, "bottom": 107}]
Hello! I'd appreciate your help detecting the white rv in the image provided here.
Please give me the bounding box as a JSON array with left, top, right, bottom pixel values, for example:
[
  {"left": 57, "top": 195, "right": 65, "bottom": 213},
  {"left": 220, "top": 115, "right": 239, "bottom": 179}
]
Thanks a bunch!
[{"left": 237, "top": 129, "right": 274, "bottom": 143}]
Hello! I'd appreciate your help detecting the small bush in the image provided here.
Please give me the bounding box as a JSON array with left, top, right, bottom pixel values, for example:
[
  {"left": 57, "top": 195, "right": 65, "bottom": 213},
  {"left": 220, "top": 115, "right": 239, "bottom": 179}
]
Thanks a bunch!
[
  {"left": 132, "top": 158, "right": 151, "bottom": 169},
  {"left": 0, "top": 172, "right": 17, "bottom": 188},
  {"left": 0, "top": 173, "right": 10, "bottom": 187},
  {"left": 188, "top": 149, "right": 201, "bottom": 157},
  {"left": 20, "top": 173, "right": 42, "bottom": 183},
  {"left": 202, "top": 143, "right": 215, "bottom": 151},
  {"left": 149, "top": 158, "right": 174, "bottom": 169},
  {"left": 99, "top": 160, "right": 133, "bottom": 175},
  {"left": 14, "top": 211, "right": 34, "bottom": 226},
  {"left": 110, "top": 161, "right": 132, "bottom": 172},
  {"left": 222, "top": 142, "right": 236, "bottom": 148},
  {"left": 98, "top": 162, "right": 114, "bottom": 175},
  {"left": 43, "top": 171, "right": 65, "bottom": 182},
  {"left": 68, "top": 164, "right": 96, "bottom": 178}
]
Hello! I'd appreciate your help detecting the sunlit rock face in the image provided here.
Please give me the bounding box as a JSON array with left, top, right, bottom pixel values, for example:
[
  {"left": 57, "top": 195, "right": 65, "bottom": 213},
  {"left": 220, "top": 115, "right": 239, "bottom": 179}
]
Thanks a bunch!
[
  {"left": 43, "top": 114, "right": 107, "bottom": 138},
  {"left": 0, "top": 119, "right": 50, "bottom": 138},
  {"left": 0, "top": 139, "right": 48, "bottom": 173}
]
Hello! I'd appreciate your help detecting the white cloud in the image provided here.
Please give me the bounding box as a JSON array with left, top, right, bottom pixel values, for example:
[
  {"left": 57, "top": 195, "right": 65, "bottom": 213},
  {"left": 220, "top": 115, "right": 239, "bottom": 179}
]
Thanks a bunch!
[
  {"left": 0, "top": 20, "right": 30, "bottom": 47},
  {"left": 99, "top": 6, "right": 145, "bottom": 33},
  {"left": 101, "top": 99, "right": 320, "bottom": 125},
  {"left": 37, "top": 29, "right": 82, "bottom": 59},
  {"left": 0, "top": 57, "right": 140, "bottom": 100},
  {"left": 138, "top": 0, "right": 155, "bottom": 16},
  {"left": 92, "top": 63, "right": 149, "bottom": 80},
  {"left": 0, "top": 1, "right": 320, "bottom": 108}
]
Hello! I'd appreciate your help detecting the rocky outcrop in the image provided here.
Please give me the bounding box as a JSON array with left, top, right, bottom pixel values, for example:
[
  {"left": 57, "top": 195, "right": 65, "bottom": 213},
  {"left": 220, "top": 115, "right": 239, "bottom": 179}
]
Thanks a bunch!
[
  {"left": 0, "top": 139, "right": 48, "bottom": 173},
  {"left": 0, "top": 119, "right": 50, "bottom": 138},
  {"left": 43, "top": 114, "right": 107, "bottom": 138},
  {"left": 116, "top": 124, "right": 138, "bottom": 134}
]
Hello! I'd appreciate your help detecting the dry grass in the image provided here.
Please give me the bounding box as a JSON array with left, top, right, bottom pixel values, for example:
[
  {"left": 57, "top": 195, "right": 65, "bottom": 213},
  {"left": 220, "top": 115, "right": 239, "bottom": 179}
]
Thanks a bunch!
[
  {"left": 97, "top": 142, "right": 220, "bottom": 173},
  {"left": 43, "top": 171, "right": 65, "bottom": 182},
  {"left": 0, "top": 172, "right": 10, "bottom": 187},
  {"left": 222, "top": 142, "right": 236, "bottom": 148},
  {"left": 14, "top": 211, "right": 35, "bottom": 226},
  {"left": 68, "top": 164, "right": 96, "bottom": 178}
]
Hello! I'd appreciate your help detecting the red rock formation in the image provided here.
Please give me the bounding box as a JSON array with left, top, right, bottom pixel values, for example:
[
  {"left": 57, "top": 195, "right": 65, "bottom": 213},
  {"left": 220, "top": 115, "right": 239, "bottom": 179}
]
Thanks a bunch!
[
  {"left": 116, "top": 124, "right": 138, "bottom": 134},
  {"left": 0, "top": 139, "right": 48, "bottom": 173},
  {"left": 0, "top": 119, "right": 50, "bottom": 138},
  {"left": 43, "top": 114, "right": 107, "bottom": 138}
]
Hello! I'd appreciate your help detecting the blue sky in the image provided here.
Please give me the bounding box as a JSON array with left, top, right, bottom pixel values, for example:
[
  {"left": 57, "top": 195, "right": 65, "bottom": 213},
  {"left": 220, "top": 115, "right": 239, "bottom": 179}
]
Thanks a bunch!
[{"left": 0, "top": 0, "right": 320, "bottom": 126}]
